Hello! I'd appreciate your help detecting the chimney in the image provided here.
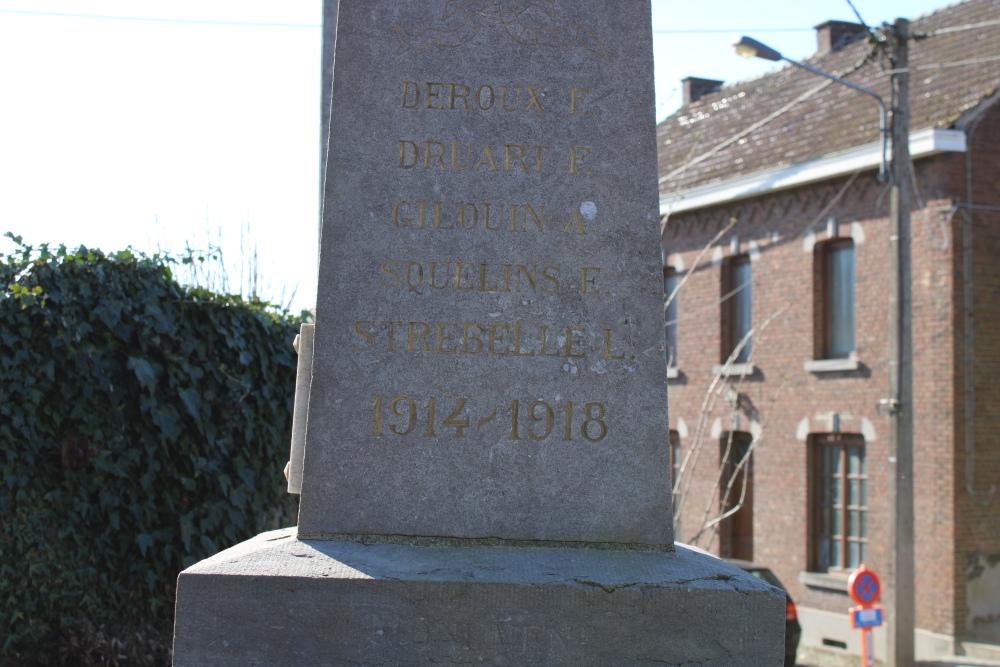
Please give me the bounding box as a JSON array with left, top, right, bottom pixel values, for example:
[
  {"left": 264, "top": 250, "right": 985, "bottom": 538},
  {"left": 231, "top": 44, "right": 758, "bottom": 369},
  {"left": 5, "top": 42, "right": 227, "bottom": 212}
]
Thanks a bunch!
[
  {"left": 682, "top": 77, "right": 723, "bottom": 105},
  {"left": 814, "top": 20, "right": 869, "bottom": 56}
]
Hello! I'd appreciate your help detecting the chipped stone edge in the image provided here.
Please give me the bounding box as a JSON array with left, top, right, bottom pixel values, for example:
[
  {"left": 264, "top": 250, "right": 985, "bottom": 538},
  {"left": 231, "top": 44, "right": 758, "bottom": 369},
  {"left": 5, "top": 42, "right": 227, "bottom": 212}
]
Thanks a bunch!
[{"left": 294, "top": 530, "right": 676, "bottom": 553}]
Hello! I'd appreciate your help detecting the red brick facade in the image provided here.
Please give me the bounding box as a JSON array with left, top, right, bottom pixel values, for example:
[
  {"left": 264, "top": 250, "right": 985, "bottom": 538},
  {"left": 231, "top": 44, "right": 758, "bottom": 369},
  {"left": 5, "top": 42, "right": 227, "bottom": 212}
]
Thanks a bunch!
[{"left": 662, "top": 99, "right": 1000, "bottom": 647}]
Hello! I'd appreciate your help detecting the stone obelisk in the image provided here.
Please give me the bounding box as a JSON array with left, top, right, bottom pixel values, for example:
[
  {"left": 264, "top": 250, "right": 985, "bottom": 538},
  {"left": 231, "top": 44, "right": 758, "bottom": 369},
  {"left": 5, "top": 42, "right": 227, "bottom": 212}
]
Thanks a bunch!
[{"left": 172, "top": 2, "right": 785, "bottom": 664}]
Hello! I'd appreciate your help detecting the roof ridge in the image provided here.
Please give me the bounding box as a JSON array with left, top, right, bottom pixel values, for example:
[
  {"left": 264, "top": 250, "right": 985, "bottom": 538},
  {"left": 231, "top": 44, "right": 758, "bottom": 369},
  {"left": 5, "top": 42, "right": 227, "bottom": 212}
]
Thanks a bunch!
[
  {"left": 657, "top": 0, "right": 1000, "bottom": 195},
  {"left": 667, "top": 39, "right": 872, "bottom": 118},
  {"left": 665, "top": 0, "right": 990, "bottom": 118}
]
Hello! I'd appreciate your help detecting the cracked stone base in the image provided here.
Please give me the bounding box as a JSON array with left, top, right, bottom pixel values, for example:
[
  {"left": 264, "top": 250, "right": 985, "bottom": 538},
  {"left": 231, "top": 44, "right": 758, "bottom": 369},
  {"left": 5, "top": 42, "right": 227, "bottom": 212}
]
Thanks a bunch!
[{"left": 172, "top": 528, "right": 784, "bottom": 666}]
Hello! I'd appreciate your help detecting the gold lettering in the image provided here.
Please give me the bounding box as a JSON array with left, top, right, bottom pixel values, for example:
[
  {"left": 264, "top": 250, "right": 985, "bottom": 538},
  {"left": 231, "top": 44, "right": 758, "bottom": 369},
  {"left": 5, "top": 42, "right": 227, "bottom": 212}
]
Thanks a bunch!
[
  {"left": 564, "top": 210, "right": 587, "bottom": 235},
  {"left": 569, "top": 145, "right": 590, "bottom": 175},
  {"left": 515, "top": 264, "right": 536, "bottom": 292},
  {"left": 509, "top": 204, "right": 521, "bottom": 232},
  {"left": 401, "top": 81, "right": 420, "bottom": 109},
  {"left": 392, "top": 201, "right": 412, "bottom": 227},
  {"left": 356, "top": 319, "right": 606, "bottom": 359},
  {"left": 436, "top": 323, "right": 458, "bottom": 354},
  {"left": 570, "top": 87, "right": 589, "bottom": 115},
  {"left": 379, "top": 260, "right": 400, "bottom": 288},
  {"left": 398, "top": 140, "right": 418, "bottom": 168},
  {"left": 425, "top": 82, "right": 445, "bottom": 109},
  {"left": 381, "top": 321, "right": 402, "bottom": 352},
  {"left": 530, "top": 145, "right": 551, "bottom": 173},
  {"left": 405, "top": 262, "right": 424, "bottom": 294},
  {"left": 512, "top": 325, "right": 536, "bottom": 357},
  {"left": 488, "top": 323, "right": 510, "bottom": 355},
  {"left": 429, "top": 261, "right": 451, "bottom": 289},
  {"left": 432, "top": 201, "right": 451, "bottom": 229},
  {"left": 462, "top": 323, "right": 484, "bottom": 354},
  {"left": 483, "top": 202, "right": 503, "bottom": 231},
  {"left": 502, "top": 264, "right": 512, "bottom": 292},
  {"left": 448, "top": 83, "right": 471, "bottom": 111},
  {"left": 474, "top": 144, "right": 498, "bottom": 171},
  {"left": 500, "top": 84, "right": 520, "bottom": 111},
  {"left": 566, "top": 327, "right": 587, "bottom": 358},
  {"left": 454, "top": 262, "right": 475, "bottom": 291},
  {"left": 352, "top": 321, "right": 375, "bottom": 351},
  {"left": 541, "top": 266, "right": 561, "bottom": 293},
  {"left": 407, "top": 322, "right": 431, "bottom": 352},
  {"left": 478, "top": 264, "right": 498, "bottom": 292},
  {"left": 603, "top": 328, "right": 625, "bottom": 360},
  {"left": 450, "top": 142, "right": 470, "bottom": 171},
  {"left": 580, "top": 267, "right": 601, "bottom": 295},
  {"left": 540, "top": 325, "right": 560, "bottom": 357},
  {"left": 525, "top": 204, "right": 544, "bottom": 231},
  {"left": 423, "top": 141, "right": 447, "bottom": 170},
  {"left": 525, "top": 85, "right": 546, "bottom": 113},
  {"left": 416, "top": 201, "right": 428, "bottom": 229},
  {"left": 476, "top": 84, "right": 495, "bottom": 110},
  {"left": 459, "top": 203, "right": 478, "bottom": 230},
  {"left": 505, "top": 144, "right": 529, "bottom": 173}
]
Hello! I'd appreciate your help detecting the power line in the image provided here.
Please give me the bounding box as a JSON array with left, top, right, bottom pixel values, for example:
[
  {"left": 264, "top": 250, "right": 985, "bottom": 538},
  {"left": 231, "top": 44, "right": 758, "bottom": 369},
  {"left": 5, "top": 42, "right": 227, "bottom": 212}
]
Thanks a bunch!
[
  {"left": 0, "top": 8, "right": 320, "bottom": 28},
  {"left": 654, "top": 28, "right": 811, "bottom": 34},
  {"left": 844, "top": 0, "right": 871, "bottom": 31},
  {"left": 928, "top": 19, "right": 1000, "bottom": 36},
  {"left": 881, "top": 54, "right": 1000, "bottom": 74},
  {"left": 0, "top": 10, "right": 817, "bottom": 34}
]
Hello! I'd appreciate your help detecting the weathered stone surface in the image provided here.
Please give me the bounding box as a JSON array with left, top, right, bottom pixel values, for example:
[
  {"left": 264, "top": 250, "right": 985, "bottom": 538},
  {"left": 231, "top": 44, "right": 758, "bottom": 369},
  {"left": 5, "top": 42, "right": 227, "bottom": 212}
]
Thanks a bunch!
[
  {"left": 173, "top": 2, "right": 786, "bottom": 663},
  {"left": 300, "top": 0, "right": 670, "bottom": 545},
  {"left": 173, "top": 528, "right": 786, "bottom": 666}
]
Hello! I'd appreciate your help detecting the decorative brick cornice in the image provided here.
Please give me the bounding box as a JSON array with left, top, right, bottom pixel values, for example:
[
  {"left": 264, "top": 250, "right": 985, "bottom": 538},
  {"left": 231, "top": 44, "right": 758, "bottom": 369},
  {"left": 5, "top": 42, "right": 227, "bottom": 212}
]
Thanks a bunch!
[{"left": 662, "top": 172, "right": 886, "bottom": 241}]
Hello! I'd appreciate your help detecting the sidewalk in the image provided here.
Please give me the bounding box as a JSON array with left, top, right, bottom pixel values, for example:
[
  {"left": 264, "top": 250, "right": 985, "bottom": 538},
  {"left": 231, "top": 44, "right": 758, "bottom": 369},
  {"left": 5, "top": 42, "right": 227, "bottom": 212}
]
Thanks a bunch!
[{"left": 797, "top": 646, "right": 1000, "bottom": 667}]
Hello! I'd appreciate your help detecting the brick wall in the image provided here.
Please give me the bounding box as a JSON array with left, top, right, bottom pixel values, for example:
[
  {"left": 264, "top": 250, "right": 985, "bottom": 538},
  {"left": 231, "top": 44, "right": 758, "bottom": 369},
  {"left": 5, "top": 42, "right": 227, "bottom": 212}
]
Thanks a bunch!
[
  {"left": 662, "top": 138, "right": 981, "bottom": 638},
  {"left": 958, "top": 98, "right": 1000, "bottom": 642}
]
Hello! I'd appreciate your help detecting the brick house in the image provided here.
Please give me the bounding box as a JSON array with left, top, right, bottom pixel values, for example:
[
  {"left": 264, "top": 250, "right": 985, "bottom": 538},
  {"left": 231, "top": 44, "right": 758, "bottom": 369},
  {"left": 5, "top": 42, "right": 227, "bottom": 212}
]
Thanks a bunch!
[{"left": 657, "top": 0, "right": 1000, "bottom": 659}]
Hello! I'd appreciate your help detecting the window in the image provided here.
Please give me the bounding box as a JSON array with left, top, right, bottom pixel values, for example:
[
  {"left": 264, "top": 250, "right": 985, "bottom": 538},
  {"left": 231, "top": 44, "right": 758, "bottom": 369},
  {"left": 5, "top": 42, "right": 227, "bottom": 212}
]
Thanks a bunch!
[
  {"left": 723, "top": 256, "right": 752, "bottom": 363},
  {"left": 823, "top": 240, "right": 855, "bottom": 358},
  {"left": 812, "top": 435, "right": 867, "bottom": 572},
  {"left": 719, "top": 431, "right": 754, "bottom": 561},
  {"left": 663, "top": 267, "right": 678, "bottom": 367}
]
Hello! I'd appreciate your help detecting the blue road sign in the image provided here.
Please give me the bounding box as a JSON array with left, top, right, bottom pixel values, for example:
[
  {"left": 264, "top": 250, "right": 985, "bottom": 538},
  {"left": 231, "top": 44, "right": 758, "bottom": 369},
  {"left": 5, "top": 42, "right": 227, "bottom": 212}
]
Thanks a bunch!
[
  {"left": 851, "top": 606, "right": 883, "bottom": 629},
  {"left": 854, "top": 573, "right": 880, "bottom": 603}
]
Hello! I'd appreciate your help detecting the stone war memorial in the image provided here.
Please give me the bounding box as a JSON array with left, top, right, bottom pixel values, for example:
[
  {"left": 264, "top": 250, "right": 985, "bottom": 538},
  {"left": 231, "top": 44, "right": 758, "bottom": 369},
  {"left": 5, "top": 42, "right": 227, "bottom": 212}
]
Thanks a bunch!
[{"left": 172, "top": 1, "right": 785, "bottom": 664}]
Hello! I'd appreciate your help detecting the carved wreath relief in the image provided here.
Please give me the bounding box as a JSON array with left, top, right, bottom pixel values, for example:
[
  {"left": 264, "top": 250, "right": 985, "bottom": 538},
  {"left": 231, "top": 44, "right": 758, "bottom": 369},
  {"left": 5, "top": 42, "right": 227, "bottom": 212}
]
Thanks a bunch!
[{"left": 395, "top": 0, "right": 609, "bottom": 60}]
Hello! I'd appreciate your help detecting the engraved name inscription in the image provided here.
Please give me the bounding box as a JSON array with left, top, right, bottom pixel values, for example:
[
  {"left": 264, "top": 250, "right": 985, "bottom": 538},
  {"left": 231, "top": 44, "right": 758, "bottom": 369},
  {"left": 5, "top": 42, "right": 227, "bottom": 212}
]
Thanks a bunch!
[
  {"left": 391, "top": 201, "right": 595, "bottom": 235},
  {"left": 400, "top": 81, "right": 598, "bottom": 116},
  {"left": 398, "top": 140, "right": 591, "bottom": 175},
  {"left": 379, "top": 261, "right": 603, "bottom": 296},
  {"left": 352, "top": 322, "right": 628, "bottom": 360}
]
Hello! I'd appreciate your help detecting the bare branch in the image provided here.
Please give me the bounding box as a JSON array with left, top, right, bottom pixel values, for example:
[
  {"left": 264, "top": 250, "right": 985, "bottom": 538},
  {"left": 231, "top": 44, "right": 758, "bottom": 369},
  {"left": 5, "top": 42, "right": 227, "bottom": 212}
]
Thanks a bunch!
[
  {"left": 664, "top": 217, "right": 737, "bottom": 313},
  {"left": 673, "top": 304, "right": 792, "bottom": 534}
]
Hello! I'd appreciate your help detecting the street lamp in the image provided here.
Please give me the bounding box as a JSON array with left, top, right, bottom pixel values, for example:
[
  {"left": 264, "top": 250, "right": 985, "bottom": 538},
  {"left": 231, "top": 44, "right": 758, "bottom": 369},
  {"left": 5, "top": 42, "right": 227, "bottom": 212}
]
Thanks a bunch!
[
  {"left": 733, "top": 36, "right": 888, "bottom": 181},
  {"left": 735, "top": 29, "right": 917, "bottom": 667}
]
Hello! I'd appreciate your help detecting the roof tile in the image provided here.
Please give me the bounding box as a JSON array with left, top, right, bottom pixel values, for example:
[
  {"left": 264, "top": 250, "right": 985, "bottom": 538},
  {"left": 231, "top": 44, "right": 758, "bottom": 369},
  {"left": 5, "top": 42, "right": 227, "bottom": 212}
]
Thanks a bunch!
[{"left": 657, "top": 0, "right": 1000, "bottom": 196}]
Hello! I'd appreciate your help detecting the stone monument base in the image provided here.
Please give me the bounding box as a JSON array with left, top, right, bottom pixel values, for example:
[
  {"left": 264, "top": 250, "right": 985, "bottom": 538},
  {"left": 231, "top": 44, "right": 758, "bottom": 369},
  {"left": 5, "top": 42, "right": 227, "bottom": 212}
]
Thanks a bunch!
[{"left": 173, "top": 528, "right": 784, "bottom": 666}]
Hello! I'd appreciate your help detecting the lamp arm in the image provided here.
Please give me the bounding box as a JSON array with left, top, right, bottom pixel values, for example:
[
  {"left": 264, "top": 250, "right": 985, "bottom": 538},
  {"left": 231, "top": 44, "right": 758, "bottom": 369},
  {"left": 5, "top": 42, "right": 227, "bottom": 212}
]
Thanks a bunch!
[{"left": 784, "top": 58, "right": 888, "bottom": 181}]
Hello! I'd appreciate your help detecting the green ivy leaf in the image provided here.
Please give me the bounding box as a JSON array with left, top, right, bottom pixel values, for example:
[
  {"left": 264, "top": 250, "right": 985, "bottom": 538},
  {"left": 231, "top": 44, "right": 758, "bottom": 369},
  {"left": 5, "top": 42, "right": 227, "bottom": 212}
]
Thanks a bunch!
[
  {"left": 1, "top": 235, "right": 299, "bottom": 656},
  {"left": 128, "top": 356, "right": 157, "bottom": 390},
  {"left": 178, "top": 387, "right": 201, "bottom": 420},
  {"left": 137, "top": 533, "right": 153, "bottom": 557}
]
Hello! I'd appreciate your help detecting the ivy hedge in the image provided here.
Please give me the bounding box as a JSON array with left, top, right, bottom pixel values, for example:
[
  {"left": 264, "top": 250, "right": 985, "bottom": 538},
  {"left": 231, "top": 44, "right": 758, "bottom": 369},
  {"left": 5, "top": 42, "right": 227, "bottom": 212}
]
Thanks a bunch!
[{"left": 0, "top": 235, "right": 300, "bottom": 658}]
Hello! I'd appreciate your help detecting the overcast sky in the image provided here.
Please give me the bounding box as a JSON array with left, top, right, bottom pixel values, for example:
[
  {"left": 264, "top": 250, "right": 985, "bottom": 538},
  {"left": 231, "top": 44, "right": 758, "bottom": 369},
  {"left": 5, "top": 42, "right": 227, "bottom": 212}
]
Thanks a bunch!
[{"left": 0, "top": 0, "right": 949, "bottom": 312}]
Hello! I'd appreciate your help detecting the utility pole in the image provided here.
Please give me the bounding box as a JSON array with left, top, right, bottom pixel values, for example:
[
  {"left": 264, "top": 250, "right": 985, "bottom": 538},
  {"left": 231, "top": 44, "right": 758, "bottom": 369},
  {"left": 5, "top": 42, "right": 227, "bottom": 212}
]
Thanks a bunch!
[{"left": 885, "top": 17, "right": 915, "bottom": 667}]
